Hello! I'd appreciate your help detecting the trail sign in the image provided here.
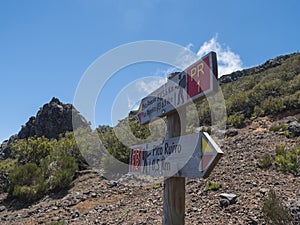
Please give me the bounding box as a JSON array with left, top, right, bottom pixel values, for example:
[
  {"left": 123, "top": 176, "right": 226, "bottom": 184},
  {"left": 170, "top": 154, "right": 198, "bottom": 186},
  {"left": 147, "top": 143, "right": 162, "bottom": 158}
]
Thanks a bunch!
[
  {"left": 129, "top": 51, "right": 222, "bottom": 225},
  {"left": 137, "top": 51, "right": 218, "bottom": 125},
  {"left": 129, "top": 132, "right": 223, "bottom": 179}
]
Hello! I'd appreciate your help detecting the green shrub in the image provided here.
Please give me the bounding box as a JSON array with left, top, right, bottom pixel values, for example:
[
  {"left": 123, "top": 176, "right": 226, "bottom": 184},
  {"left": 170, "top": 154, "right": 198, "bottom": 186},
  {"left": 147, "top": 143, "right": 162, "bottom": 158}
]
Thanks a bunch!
[
  {"left": 252, "top": 105, "right": 265, "bottom": 117},
  {"left": 97, "top": 125, "right": 130, "bottom": 165},
  {"left": 269, "top": 124, "right": 289, "bottom": 132},
  {"left": 283, "top": 130, "right": 291, "bottom": 138},
  {"left": 261, "top": 97, "right": 286, "bottom": 115},
  {"left": 197, "top": 100, "right": 211, "bottom": 125},
  {"left": 7, "top": 135, "right": 80, "bottom": 203},
  {"left": 0, "top": 158, "right": 17, "bottom": 173},
  {"left": 120, "top": 209, "right": 129, "bottom": 218},
  {"left": 11, "top": 137, "right": 55, "bottom": 165},
  {"left": 283, "top": 90, "right": 300, "bottom": 110},
  {"left": 227, "top": 114, "right": 245, "bottom": 128},
  {"left": 152, "top": 183, "right": 161, "bottom": 189},
  {"left": 275, "top": 145, "right": 286, "bottom": 156},
  {"left": 205, "top": 180, "right": 222, "bottom": 191},
  {"left": 226, "top": 91, "right": 252, "bottom": 114},
  {"left": 258, "top": 153, "right": 273, "bottom": 169},
  {"left": 263, "top": 188, "right": 294, "bottom": 225},
  {"left": 274, "top": 145, "right": 299, "bottom": 175},
  {"left": 8, "top": 163, "right": 46, "bottom": 202},
  {"left": 41, "top": 153, "right": 78, "bottom": 191}
]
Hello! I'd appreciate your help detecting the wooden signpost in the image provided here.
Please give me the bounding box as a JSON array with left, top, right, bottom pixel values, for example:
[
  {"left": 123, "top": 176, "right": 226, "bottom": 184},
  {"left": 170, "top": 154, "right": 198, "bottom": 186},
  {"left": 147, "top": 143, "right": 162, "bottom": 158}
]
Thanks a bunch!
[{"left": 129, "top": 51, "right": 223, "bottom": 225}]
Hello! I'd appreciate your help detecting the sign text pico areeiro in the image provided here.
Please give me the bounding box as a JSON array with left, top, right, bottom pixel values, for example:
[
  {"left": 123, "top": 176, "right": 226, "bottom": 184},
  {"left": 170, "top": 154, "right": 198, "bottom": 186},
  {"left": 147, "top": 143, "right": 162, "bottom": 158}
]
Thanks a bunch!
[{"left": 129, "top": 51, "right": 223, "bottom": 179}]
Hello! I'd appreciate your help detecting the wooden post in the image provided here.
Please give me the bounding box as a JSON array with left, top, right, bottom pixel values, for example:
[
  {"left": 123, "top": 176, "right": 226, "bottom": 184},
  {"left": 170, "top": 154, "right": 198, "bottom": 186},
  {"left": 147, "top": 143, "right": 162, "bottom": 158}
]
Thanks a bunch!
[{"left": 163, "top": 107, "right": 186, "bottom": 225}]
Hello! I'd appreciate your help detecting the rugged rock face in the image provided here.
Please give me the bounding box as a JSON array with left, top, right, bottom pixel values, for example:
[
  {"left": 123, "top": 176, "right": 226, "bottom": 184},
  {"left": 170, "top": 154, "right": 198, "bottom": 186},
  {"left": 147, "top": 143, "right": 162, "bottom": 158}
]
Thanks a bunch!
[
  {"left": 219, "top": 53, "right": 296, "bottom": 84},
  {"left": 0, "top": 97, "right": 89, "bottom": 160},
  {"left": 17, "top": 97, "right": 89, "bottom": 140}
]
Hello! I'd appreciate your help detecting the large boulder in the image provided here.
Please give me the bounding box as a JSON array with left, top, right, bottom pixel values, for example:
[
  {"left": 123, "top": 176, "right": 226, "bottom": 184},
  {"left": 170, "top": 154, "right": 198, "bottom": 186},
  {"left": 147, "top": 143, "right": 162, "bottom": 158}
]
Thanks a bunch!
[{"left": 287, "top": 121, "right": 300, "bottom": 137}]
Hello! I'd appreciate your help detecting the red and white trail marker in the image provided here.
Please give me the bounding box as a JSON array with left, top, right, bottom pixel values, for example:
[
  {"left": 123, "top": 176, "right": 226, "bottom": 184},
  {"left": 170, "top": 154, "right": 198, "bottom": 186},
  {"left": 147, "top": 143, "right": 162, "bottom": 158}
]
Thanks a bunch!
[{"left": 129, "top": 132, "right": 223, "bottom": 179}]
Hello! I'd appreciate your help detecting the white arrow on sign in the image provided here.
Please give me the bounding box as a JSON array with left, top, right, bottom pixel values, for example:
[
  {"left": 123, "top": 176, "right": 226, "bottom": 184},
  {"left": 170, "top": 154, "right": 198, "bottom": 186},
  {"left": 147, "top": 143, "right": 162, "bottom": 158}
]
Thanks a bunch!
[{"left": 129, "top": 132, "right": 223, "bottom": 179}]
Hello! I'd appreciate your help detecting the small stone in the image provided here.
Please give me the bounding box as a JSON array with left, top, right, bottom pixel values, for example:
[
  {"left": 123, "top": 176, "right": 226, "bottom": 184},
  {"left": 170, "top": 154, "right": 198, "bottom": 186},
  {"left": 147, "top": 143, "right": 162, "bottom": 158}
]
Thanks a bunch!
[
  {"left": 83, "top": 190, "right": 91, "bottom": 195},
  {"left": 220, "top": 199, "right": 230, "bottom": 208},
  {"left": 139, "top": 209, "right": 147, "bottom": 213},
  {"left": 287, "top": 122, "right": 300, "bottom": 137},
  {"left": 219, "top": 193, "right": 237, "bottom": 204},
  {"left": 107, "top": 181, "right": 118, "bottom": 188},
  {"left": 72, "top": 210, "right": 80, "bottom": 218},
  {"left": 225, "top": 129, "right": 238, "bottom": 137},
  {"left": 52, "top": 216, "right": 60, "bottom": 221},
  {"left": 255, "top": 192, "right": 261, "bottom": 198},
  {"left": 260, "top": 188, "right": 268, "bottom": 194}
]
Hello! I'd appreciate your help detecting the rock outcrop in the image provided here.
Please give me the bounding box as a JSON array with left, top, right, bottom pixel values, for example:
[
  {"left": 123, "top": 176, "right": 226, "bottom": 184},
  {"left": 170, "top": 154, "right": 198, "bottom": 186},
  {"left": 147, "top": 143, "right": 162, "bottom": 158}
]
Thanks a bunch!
[
  {"left": 17, "top": 97, "right": 89, "bottom": 140},
  {"left": 0, "top": 97, "right": 89, "bottom": 160}
]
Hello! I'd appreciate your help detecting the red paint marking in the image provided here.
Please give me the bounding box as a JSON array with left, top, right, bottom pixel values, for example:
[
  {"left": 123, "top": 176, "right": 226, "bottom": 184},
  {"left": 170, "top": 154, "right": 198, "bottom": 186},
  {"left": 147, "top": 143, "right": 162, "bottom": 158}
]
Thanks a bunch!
[
  {"left": 202, "top": 154, "right": 213, "bottom": 171},
  {"left": 130, "top": 148, "right": 142, "bottom": 172}
]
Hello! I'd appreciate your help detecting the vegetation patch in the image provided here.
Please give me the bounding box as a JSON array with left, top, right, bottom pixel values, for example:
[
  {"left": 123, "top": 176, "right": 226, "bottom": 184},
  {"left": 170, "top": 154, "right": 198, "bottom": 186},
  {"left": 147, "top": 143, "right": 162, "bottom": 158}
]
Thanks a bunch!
[
  {"left": 205, "top": 180, "right": 222, "bottom": 191},
  {"left": 263, "top": 188, "right": 294, "bottom": 225},
  {"left": 274, "top": 145, "right": 300, "bottom": 175},
  {"left": 197, "top": 54, "right": 300, "bottom": 128},
  {"left": 258, "top": 153, "right": 273, "bottom": 169},
  {"left": 269, "top": 124, "right": 289, "bottom": 132},
  {"left": 4, "top": 133, "right": 80, "bottom": 203},
  {"left": 258, "top": 144, "right": 300, "bottom": 176},
  {"left": 152, "top": 183, "right": 161, "bottom": 189},
  {"left": 227, "top": 114, "right": 245, "bottom": 128}
]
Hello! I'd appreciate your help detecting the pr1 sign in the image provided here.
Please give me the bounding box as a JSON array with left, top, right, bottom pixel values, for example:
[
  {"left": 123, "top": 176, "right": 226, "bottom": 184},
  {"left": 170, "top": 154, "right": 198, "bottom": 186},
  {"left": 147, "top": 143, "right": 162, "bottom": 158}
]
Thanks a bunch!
[{"left": 137, "top": 51, "right": 218, "bottom": 125}]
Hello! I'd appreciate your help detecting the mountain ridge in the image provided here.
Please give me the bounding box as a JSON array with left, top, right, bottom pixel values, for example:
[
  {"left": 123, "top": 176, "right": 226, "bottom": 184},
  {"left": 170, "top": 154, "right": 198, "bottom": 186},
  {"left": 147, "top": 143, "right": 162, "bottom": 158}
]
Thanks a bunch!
[{"left": 219, "top": 52, "right": 298, "bottom": 84}]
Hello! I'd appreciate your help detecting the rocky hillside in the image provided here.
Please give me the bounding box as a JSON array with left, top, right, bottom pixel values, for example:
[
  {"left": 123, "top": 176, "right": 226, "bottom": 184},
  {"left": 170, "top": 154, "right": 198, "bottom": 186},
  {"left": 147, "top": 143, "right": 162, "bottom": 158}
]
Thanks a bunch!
[
  {"left": 0, "top": 115, "right": 299, "bottom": 224},
  {"left": 0, "top": 53, "right": 299, "bottom": 224}
]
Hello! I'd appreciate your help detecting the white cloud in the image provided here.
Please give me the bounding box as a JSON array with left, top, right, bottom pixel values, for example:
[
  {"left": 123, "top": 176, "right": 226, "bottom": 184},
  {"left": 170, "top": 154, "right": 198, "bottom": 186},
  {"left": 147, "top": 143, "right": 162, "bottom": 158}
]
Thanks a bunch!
[
  {"left": 197, "top": 35, "right": 243, "bottom": 76},
  {"left": 124, "top": 77, "right": 167, "bottom": 110},
  {"left": 136, "top": 77, "right": 167, "bottom": 95}
]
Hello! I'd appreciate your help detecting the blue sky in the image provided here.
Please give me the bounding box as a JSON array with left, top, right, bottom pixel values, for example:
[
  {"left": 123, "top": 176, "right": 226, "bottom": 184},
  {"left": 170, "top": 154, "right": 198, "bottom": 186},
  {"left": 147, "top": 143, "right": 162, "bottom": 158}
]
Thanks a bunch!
[{"left": 1, "top": 0, "right": 299, "bottom": 142}]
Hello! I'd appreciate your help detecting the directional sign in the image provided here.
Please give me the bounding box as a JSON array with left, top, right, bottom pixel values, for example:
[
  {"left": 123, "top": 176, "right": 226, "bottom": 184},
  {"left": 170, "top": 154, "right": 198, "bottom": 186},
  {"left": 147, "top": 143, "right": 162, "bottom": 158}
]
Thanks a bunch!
[
  {"left": 129, "top": 132, "right": 223, "bottom": 178},
  {"left": 137, "top": 51, "right": 218, "bottom": 125}
]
